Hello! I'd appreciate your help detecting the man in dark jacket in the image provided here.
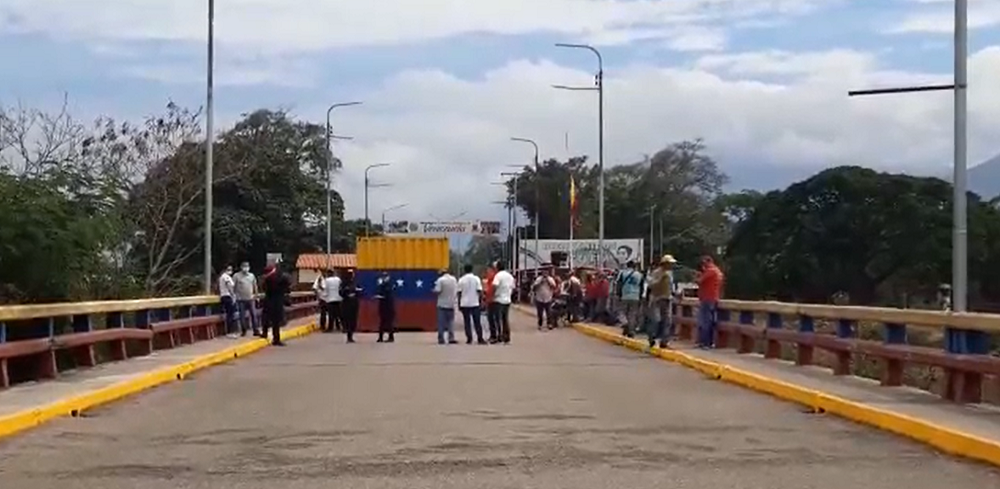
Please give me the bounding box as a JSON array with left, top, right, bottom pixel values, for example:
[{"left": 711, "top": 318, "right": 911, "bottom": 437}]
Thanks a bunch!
[
  {"left": 375, "top": 271, "right": 396, "bottom": 343},
  {"left": 260, "top": 263, "right": 290, "bottom": 346},
  {"left": 340, "top": 269, "right": 361, "bottom": 343}
]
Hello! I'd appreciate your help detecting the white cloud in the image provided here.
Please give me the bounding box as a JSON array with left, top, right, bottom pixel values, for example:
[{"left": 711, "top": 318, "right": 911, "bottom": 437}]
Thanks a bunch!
[
  {"left": 0, "top": 0, "right": 829, "bottom": 54},
  {"left": 285, "top": 47, "right": 1000, "bottom": 223},
  {"left": 5, "top": 0, "right": 999, "bottom": 225},
  {"left": 888, "top": 0, "right": 1000, "bottom": 34}
]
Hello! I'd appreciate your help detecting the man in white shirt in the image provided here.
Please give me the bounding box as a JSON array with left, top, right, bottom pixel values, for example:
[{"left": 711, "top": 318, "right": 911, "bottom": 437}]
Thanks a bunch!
[
  {"left": 457, "top": 264, "right": 486, "bottom": 344},
  {"left": 322, "top": 270, "right": 343, "bottom": 333},
  {"left": 531, "top": 270, "right": 556, "bottom": 330},
  {"left": 312, "top": 268, "right": 328, "bottom": 332},
  {"left": 232, "top": 261, "right": 259, "bottom": 336},
  {"left": 433, "top": 269, "right": 459, "bottom": 345},
  {"left": 217, "top": 265, "right": 238, "bottom": 337},
  {"left": 491, "top": 262, "right": 516, "bottom": 344}
]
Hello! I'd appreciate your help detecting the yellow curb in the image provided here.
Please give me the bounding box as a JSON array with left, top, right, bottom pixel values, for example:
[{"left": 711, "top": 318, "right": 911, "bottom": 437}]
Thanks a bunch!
[
  {"left": 0, "top": 321, "right": 318, "bottom": 441},
  {"left": 572, "top": 322, "right": 1000, "bottom": 468}
]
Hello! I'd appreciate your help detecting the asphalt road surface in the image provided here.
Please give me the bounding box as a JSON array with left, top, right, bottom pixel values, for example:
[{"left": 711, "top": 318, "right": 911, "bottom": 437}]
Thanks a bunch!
[{"left": 1, "top": 311, "right": 999, "bottom": 488}]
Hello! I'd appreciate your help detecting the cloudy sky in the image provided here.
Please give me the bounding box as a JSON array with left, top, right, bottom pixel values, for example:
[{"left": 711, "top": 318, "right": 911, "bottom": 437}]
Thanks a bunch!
[{"left": 2, "top": 0, "right": 1000, "bottom": 223}]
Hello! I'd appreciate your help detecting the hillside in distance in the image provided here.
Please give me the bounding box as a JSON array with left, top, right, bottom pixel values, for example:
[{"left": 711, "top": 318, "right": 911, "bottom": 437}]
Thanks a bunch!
[{"left": 968, "top": 153, "right": 1000, "bottom": 199}]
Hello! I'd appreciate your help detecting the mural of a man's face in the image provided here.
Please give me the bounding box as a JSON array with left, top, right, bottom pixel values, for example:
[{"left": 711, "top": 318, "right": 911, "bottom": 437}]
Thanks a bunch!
[{"left": 616, "top": 246, "right": 632, "bottom": 263}]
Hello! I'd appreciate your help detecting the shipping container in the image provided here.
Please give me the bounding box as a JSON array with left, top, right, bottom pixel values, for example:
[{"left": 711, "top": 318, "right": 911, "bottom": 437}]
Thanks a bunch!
[
  {"left": 353, "top": 269, "right": 441, "bottom": 333},
  {"left": 357, "top": 300, "right": 438, "bottom": 333},
  {"left": 356, "top": 237, "right": 449, "bottom": 270}
]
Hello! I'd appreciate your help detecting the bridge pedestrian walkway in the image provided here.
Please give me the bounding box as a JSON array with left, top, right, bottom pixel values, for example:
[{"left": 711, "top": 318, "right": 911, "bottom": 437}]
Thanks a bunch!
[
  {"left": 0, "top": 317, "right": 317, "bottom": 439},
  {"left": 572, "top": 320, "right": 1000, "bottom": 451},
  {"left": 0, "top": 312, "right": 997, "bottom": 488}
]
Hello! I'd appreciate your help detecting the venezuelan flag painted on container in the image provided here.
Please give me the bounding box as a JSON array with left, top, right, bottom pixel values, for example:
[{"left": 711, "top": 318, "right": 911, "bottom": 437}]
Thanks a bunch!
[{"left": 355, "top": 237, "right": 449, "bottom": 332}]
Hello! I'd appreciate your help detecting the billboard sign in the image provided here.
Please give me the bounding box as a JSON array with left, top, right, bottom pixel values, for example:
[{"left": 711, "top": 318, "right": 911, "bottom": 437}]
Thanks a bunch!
[
  {"left": 385, "top": 220, "right": 502, "bottom": 236},
  {"left": 517, "top": 239, "right": 644, "bottom": 270}
]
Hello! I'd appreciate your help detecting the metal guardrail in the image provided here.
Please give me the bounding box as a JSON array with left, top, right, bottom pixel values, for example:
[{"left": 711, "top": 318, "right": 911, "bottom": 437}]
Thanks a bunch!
[
  {"left": 0, "top": 292, "right": 318, "bottom": 389},
  {"left": 672, "top": 297, "right": 999, "bottom": 404}
]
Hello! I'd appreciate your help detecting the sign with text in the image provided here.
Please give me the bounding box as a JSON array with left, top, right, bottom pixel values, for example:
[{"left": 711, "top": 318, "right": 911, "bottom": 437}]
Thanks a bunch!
[
  {"left": 517, "top": 239, "right": 644, "bottom": 269},
  {"left": 385, "top": 220, "right": 502, "bottom": 236}
]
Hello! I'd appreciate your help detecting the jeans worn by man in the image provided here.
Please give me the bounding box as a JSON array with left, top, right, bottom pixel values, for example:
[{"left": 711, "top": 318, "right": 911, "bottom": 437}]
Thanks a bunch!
[
  {"left": 620, "top": 300, "right": 642, "bottom": 337},
  {"left": 697, "top": 300, "right": 718, "bottom": 348},
  {"left": 236, "top": 299, "right": 258, "bottom": 336},
  {"left": 460, "top": 306, "right": 484, "bottom": 344},
  {"left": 496, "top": 303, "right": 511, "bottom": 343},
  {"left": 534, "top": 301, "right": 552, "bottom": 329},
  {"left": 437, "top": 307, "right": 457, "bottom": 344},
  {"left": 647, "top": 298, "right": 673, "bottom": 348},
  {"left": 221, "top": 295, "right": 237, "bottom": 335},
  {"left": 487, "top": 301, "right": 501, "bottom": 343}
]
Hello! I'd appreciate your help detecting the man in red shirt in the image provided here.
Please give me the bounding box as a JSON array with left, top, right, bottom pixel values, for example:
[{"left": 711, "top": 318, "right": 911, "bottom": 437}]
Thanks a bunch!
[
  {"left": 695, "top": 255, "right": 724, "bottom": 349},
  {"left": 484, "top": 262, "right": 500, "bottom": 343}
]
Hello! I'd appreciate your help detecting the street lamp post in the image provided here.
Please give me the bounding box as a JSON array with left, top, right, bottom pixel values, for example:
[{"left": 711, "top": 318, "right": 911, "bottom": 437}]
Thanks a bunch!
[
  {"left": 847, "top": 1, "right": 967, "bottom": 314},
  {"left": 491, "top": 182, "right": 513, "bottom": 267},
  {"left": 381, "top": 203, "right": 409, "bottom": 230},
  {"left": 510, "top": 137, "right": 540, "bottom": 272},
  {"left": 501, "top": 171, "right": 523, "bottom": 273},
  {"left": 325, "top": 101, "right": 362, "bottom": 268},
  {"left": 203, "top": 0, "right": 215, "bottom": 293},
  {"left": 553, "top": 42, "right": 604, "bottom": 268},
  {"left": 364, "top": 163, "right": 391, "bottom": 237}
]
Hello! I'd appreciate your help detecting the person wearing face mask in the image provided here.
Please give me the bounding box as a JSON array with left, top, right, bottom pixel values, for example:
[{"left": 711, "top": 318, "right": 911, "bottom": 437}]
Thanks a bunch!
[
  {"left": 232, "top": 261, "right": 259, "bottom": 336},
  {"left": 218, "top": 265, "right": 237, "bottom": 337}
]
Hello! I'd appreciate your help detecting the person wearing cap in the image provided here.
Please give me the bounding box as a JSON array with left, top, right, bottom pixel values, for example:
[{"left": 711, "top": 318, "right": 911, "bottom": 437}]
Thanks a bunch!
[
  {"left": 340, "top": 268, "right": 361, "bottom": 343},
  {"left": 375, "top": 271, "right": 396, "bottom": 343},
  {"left": 433, "top": 268, "right": 459, "bottom": 345},
  {"left": 646, "top": 254, "right": 679, "bottom": 348}
]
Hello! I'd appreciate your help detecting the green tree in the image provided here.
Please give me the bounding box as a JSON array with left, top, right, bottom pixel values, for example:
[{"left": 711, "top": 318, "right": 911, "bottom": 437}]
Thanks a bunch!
[
  {"left": 505, "top": 140, "right": 729, "bottom": 264},
  {"left": 724, "top": 166, "right": 1000, "bottom": 306},
  {"left": 0, "top": 100, "right": 137, "bottom": 302}
]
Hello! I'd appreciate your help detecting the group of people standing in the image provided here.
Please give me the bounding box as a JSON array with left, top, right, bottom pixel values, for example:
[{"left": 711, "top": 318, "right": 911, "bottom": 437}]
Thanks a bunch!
[
  {"left": 311, "top": 268, "right": 430, "bottom": 344},
  {"left": 312, "top": 269, "right": 363, "bottom": 343},
  {"left": 217, "top": 261, "right": 292, "bottom": 346},
  {"left": 526, "top": 254, "right": 724, "bottom": 350},
  {"left": 433, "top": 262, "right": 516, "bottom": 345}
]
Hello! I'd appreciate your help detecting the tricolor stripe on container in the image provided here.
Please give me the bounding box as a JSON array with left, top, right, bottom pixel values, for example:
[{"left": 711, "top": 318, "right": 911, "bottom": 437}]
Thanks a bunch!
[
  {"left": 354, "top": 269, "right": 442, "bottom": 333},
  {"left": 355, "top": 270, "right": 439, "bottom": 301},
  {"left": 357, "top": 300, "right": 438, "bottom": 333}
]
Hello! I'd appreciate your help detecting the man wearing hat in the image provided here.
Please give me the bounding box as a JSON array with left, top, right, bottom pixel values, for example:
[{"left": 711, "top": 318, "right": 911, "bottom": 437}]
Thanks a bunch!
[{"left": 646, "top": 254, "right": 678, "bottom": 348}]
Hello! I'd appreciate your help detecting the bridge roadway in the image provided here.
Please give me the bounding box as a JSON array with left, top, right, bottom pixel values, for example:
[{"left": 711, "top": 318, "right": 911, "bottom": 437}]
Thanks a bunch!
[{"left": 0, "top": 311, "right": 998, "bottom": 488}]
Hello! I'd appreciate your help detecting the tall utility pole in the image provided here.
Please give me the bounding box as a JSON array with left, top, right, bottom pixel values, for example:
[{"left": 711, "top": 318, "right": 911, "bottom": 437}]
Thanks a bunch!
[
  {"left": 501, "top": 171, "right": 523, "bottom": 272},
  {"left": 324, "top": 101, "right": 362, "bottom": 269},
  {"left": 848, "top": 0, "right": 967, "bottom": 312},
  {"left": 364, "top": 163, "right": 391, "bottom": 237},
  {"left": 510, "top": 137, "right": 540, "bottom": 272},
  {"left": 203, "top": 0, "right": 215, "bottom": 294},
  {"left": 649, "top": 204, "right": 656, "bottom": 263},
  {"left": 553, "top": 43, "right": 604, "bottom": 267}
]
